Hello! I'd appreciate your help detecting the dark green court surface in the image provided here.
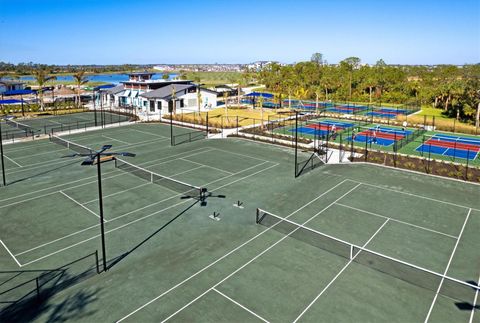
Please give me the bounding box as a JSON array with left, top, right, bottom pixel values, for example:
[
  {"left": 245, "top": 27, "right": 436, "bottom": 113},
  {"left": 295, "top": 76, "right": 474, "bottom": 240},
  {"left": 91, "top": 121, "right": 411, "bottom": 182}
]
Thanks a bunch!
[{"left": 0, "top": 122, "right": 479, "bottom": 322}]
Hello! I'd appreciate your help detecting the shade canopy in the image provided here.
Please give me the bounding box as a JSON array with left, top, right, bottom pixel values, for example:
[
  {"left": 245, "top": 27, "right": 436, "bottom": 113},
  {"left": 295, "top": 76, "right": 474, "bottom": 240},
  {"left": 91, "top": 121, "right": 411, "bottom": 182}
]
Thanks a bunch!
[
  {"left": 2, "top": 89, "right": 35, "bottom": 96},
  {"left": 245, "top": 92, "right": 273, "bottom": 98},
  {"left": 94, "top": 84, "right": 115, "bottom": 91},
  {"left": 0, "top": 99, "right": 24, "bottom": 104}
]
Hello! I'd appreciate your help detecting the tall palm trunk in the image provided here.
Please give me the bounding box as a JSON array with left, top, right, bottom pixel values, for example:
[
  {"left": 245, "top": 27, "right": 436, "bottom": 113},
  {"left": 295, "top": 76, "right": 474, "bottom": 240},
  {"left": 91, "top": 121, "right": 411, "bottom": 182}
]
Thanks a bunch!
[{"left": 475, "top": 101, "right": 480, "bottom": 129}]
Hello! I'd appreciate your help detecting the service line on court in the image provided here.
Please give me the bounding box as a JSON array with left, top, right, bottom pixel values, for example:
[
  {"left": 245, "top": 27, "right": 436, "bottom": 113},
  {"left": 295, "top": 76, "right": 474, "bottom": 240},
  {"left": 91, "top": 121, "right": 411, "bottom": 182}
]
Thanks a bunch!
[
  {"left": 292, "top": 218, "right": 390, "bottom": 323},
  {"left": 15, "top": 161, "right": 278, "bottom": 266},
  {"left": 116, "top": 180, "right": 355, "bottom": 322},
  {"left": 101, "top": 134, "right": 131, "bottom": 145},
  {"left": 4, "top": 136, "right": 169, "bottom": 174},
  {"left": 212, "top": 288, "right": 269, "bottom": 323},
  {"left": 470, "top": 271, "right": 480, "bottom": 323},
  {"left": 335, "top": 203, "right": 457, "bottom": 239},
  {"left": 0, "top": 239, "right": 22, "bottom": 267},
  {"left": 350, "top": 180, "right": 480, "bottom": 212},
  {"left": 0, "top": 147, "right": 214, "bottom": 207},
  {"left": 59, "top": 191, "right": 103, "bottom": 221},
  {"left": 13, "top": 153, "right": 225, "bottom": 257},
  {"left": 179, "top": 158, "right": 234, "bottom": 175},
  {"left": 3, "top": 154, "right": 22, "bottom": 167},
  {"left": 424, "top": 208, "right": 471, "bottom": 323}
]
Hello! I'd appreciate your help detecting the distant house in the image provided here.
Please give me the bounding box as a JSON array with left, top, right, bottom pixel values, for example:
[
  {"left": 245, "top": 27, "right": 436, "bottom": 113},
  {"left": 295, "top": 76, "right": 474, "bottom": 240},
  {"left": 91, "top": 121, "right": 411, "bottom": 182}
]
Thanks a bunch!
[
  {"left": 99, "top": 72, "right": 217, "bottom": 119},
  {"left": 0, "top": 80, "right": 25, "bottom": 95}
]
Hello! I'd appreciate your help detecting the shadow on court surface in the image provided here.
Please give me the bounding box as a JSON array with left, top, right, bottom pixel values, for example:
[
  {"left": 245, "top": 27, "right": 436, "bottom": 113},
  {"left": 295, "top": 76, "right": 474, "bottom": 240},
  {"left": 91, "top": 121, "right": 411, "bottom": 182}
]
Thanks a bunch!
[
  {"left": 8, "top": 160, "right": 80, "bottom": 185},
  {"left": 0, "top": 252, "right": 100, "bottom": 322}
]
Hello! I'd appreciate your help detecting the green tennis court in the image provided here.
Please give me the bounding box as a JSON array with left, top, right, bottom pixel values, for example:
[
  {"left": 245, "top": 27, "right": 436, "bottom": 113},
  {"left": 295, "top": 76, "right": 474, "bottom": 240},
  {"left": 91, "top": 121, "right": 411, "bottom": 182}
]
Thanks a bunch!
[{"left": 0, "top": 122, "right": 478, "bottom": 322}]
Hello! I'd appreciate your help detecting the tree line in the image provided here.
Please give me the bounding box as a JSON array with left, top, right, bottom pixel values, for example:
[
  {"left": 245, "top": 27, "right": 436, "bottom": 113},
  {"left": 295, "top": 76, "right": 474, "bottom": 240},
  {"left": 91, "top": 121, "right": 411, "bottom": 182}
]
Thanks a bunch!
[
  {"left": 0, "top": 62, "right": 151, "bottom": 75},
  {"left": 258, "top": 54, "right": 480, "bottom": 127}
]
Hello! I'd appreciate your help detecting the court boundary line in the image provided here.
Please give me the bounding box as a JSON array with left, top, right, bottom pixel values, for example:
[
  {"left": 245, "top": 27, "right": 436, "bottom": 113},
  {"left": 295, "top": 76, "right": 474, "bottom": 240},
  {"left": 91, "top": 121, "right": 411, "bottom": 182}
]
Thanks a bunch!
[
  {"left": 157, "top": 184, "right": 361, "bottom": 323},
  {"left": 59, "top": 191, "right": 103, "bottom": 221},
  {"left": 424, "top": 208, "right": 471, "bottom": 323},
  {"left": 3, "top": 154, "right": 22, "bottom": 167},
  {"left": 13, "top": 161, "right": 270, "bottom": 258},
  {"left": 4, "top": 136, "right": 169, "bottom": 174},
  {"left": 349, "top": 179, "right": 480, "bottom": 211},
  {"left": 179, "top": 157, "right": 234, "bottom": 175},
  {"left": 335, "top": 202, "right": 457, "bottom": 239},
  {"left": 0, "top": 147, "right": 214, "bottom": 207},
  {"left": 292, "top": 218, "right": 390, "bottom": 323},
  {"left": 131, "top": 128, "right": 169, "bottom": 139},
  {"left": 115, "top": 179, "right": 351, "bottom": 322},
  {"left": 101, "top": 134, "right": 131, "bottom": 145},
  {"left": 470, "top": 272, "right": 480, "bottom": 323},
  {"left": 0, "top": 239, "right": 22, "bottom": 267},
  {"left": 212, "top": 288, "right": 269, "bottom": 323},
  {"left": 81, "top": 164, "right": 206, "bottom": 205},
  {"left": 341, "top": 162, "right": 480, "bottom": 188},
  {"left": 15, "top": 161, "right": 278, "bottom": 264}
]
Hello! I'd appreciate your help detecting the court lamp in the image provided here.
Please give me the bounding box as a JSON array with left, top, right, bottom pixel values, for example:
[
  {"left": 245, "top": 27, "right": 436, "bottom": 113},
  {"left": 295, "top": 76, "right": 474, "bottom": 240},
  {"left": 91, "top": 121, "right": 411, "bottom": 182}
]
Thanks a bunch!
[
  {"left": 62, "top": 145, "right": 135, "bottom": 272},
  {"left": 0, "top": 122, "right": 6, "bottom": 186}
]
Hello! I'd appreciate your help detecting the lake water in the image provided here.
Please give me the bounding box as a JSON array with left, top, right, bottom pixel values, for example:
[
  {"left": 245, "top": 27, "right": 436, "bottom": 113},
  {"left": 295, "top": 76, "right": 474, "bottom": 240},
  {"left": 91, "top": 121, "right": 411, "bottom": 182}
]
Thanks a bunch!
[{"left": 17, "top": 73, "right": 178, "bottom": 84}]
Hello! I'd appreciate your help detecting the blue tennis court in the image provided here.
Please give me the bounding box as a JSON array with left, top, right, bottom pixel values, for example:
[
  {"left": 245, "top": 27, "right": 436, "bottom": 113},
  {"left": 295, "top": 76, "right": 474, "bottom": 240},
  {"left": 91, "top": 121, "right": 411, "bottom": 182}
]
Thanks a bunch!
[
  {"left": 349, "top": 127, "right": 413, "bottom": 146},
  {"left": 415, "top": 134, "right": 480, "bottom": 160},
  {"left": 289, "top": 120, "right": 355, "bottom": 136}
]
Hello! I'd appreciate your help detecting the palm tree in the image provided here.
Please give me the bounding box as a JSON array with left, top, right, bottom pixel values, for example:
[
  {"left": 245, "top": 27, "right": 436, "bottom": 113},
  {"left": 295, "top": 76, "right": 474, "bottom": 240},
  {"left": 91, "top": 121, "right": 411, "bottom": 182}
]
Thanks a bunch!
[
  {"left": 32, "top": 68, "right": 55, "bottom": 111},
  {"left": 72, "top": 70, "right": 88, "bottom": 108},
  {"left": 197, "top": 87, "right": 202, "bottom": 114}
]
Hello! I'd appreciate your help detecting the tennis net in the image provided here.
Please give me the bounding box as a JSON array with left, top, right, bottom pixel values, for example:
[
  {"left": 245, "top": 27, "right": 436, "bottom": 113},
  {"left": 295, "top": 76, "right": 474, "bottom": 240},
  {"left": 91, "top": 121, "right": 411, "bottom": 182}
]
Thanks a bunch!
[
  {"left": 5, "top": 119, "right": 33, "bottom": 133},
  {"left": 49, "top": 134, "right": 94, "bottom": 155},
  {"left": 256, "top": 208, "right": 479, "bottom": 302},
  {"left": 114, "top": 158, "right": 204, "bottom": 198}
]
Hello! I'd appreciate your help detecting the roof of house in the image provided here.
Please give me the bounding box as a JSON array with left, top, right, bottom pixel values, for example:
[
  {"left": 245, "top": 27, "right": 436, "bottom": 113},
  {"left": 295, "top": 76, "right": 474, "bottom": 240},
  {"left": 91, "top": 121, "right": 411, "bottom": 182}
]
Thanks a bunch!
[
  {"left": 140, "top": 84, "right": 195, "bottom": 99},
  {"left": 103, "top": 84, "right": 124, "bottom": 94},
  {"left": 0, "top": 79, "right": 25, "bottom": 85}
]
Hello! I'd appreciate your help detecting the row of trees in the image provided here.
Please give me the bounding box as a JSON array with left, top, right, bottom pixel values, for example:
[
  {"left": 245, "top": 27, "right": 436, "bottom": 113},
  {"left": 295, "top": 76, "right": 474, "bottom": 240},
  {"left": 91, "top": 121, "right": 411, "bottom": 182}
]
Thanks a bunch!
[
  {"left": 258, "top": 54, "right": 480, "bottom": 127},
  {"left": 0, "top": 62, "right": 149, "bottom": 75},
  {"left": 1, "top": 68, "right": 89, "bottom": 111}
]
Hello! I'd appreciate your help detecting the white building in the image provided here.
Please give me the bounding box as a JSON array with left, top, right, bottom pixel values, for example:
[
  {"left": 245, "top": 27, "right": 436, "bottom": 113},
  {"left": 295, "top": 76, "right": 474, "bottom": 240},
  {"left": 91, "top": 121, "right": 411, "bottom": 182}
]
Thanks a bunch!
[{"left": 99, "top": 72, "right": 218, "bottom": 120}]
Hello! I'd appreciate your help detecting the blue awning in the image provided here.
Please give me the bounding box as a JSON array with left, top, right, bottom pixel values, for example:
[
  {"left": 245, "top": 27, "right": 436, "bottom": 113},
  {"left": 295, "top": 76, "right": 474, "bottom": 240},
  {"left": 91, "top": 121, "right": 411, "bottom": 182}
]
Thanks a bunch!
[
  {"left": 94, "top": 84, "right": 115, "bottom": 91},
  {"left": 0, "top": 99, "right": 24, "bottom": 104},
  {"left": 245, "top": 92, "right": 273, "bottom": 98},
  {"left": 2, "top": 89, "right": 35, "bottom": 96}
]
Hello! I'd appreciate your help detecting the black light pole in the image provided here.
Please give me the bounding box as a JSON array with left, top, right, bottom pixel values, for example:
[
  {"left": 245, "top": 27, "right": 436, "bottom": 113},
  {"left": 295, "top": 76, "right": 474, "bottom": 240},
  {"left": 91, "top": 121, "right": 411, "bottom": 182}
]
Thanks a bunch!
[
  {"left": 0, "top": 122, "right": 6, "bottom": 186},
  {"left": 96, "top": 152, "right": 107, "bottom": 272},
  {"left": 294, "top": 111, "right": 298, "bottom": 177},
  {"left": 93, "top": 89, "right": 98, "bottom": 126},
  {"left": 62, "top": 145, "right": 135, "bottom": 272}
]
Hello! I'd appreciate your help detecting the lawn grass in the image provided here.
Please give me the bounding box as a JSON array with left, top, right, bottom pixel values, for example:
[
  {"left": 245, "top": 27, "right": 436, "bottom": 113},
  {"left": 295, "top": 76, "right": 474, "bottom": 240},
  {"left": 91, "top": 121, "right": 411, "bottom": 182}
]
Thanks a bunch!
[
  {"left": 184, "top": 71, "right": 242, "bottom": 86},
  {"left": 173, "top": 107, "right": 292, "bottom": 128}
]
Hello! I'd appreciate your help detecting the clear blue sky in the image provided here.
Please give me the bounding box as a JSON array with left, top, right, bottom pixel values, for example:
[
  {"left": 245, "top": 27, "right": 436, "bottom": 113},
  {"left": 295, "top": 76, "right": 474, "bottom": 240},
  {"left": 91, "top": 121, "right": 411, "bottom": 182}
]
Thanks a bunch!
[{"left": 0, "top": 0, "right": 478, "bottom": 65}]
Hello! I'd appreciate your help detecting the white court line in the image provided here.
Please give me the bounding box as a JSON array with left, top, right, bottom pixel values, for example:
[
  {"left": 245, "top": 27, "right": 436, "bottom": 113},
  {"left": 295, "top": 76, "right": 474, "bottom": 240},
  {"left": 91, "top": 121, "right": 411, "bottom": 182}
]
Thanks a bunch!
[
  {"left": 132, "top": 128, "right": 168, "bottom": 138},
  {"left": 158, "top": 184, "right": 361, "bottom": 323},
  {"left": 0, "top": 239, "right": 22, "bottom": 267},
  {"left": 424, "top": 208, "right": 471, "bottom": 323},
  {"left": 60, "top": 191, "right": 103, "bottom": 221},
  {"left": 292, "top": 218, "right": 390, "bottom": 323},
  {"left": 102, "top": 134, "right": 130, "bottom": 145},
  {"left": 19, "top": 161, "right": 279, "bottom": 267},
  {"left": 212, "top": 288, "right": 269, "bottom": 323},
  {"left": 179, "top": 157, "right": 234, "bottom": 175},
  {"left": 0, "top": 147, "right": 213, "bottom": 207},
  {"left": 116, "top": 180, "right": 354, "bottom": 322},
  {"left": 14, "top": 158, "right": 257, "bottom": 258},
  {"left": 350, "top": 180, "right": 480, "bottom": 212},
  {"left": 211, "top": 147, "right": 271, "bottom": 164},
  {"left": 82, "top": 165, "right": 205, "bottom": 205},
  {"left": 5, "top": 136, "right": 169, "bottom": 174},
  {"left": 470, "top": 272, "right": 480, "bottom": 323},
  {"left": 83, "top": 183, "right": 151, "bottom": 205},
  {"left": 3, "top": 154, "right": 22, "bottom": 167},
  {"left": 335, "top": 203, "right": 457, "bottom": 239}
]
